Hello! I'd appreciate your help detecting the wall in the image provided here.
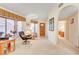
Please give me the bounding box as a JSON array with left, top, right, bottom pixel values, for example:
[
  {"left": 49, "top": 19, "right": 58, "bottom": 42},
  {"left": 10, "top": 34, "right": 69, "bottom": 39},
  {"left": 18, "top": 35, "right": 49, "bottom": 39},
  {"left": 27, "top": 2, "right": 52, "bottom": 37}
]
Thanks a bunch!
[
  {"left": 66, "top": 12, "right": 78, "bottom": 47},
  {"left": 47, "top": 7, "right": 59, "bottom": 44},
  {"left": 60, "top": 3, "right": 79, "bottom": 47},
  {"left": 47, "top": 3, "right": 79, "bottom": 46},
  {"left": 59, "top": 12, "right": 78, "bottom": 47},
  {"left": 59, "top": 4, "right": 79, "bottom": 47}
]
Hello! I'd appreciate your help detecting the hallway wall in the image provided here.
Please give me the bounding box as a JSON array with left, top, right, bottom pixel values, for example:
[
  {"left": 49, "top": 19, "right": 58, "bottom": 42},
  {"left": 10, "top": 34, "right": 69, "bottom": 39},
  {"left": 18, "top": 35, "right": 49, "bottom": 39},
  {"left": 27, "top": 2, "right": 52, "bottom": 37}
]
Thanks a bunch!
[
  {"left": 47, "top": 7, "right": 59, "bottom": 44},
  {"left": 58, "top": 12, "right": 78, "bottom": 47},
  {"left": 59, "top": 4, "right": 79, "bottom": 47},
  {"left": 66, "top": 12, "right": 78, "bottom": 47},
  {"left": 47, "top": 3, "right": 79, "bottom": 46}
]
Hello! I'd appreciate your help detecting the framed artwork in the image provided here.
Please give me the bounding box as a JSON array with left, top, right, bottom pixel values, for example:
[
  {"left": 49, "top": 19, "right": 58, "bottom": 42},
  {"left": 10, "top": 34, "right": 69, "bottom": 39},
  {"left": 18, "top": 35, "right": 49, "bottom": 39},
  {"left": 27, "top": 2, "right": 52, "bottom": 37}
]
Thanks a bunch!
[
  {"left": 71, "top": 18, "right": 74, "bottom": 24},
  {"left": 49, "top": 17, "right": 54, "bottom": 31}
]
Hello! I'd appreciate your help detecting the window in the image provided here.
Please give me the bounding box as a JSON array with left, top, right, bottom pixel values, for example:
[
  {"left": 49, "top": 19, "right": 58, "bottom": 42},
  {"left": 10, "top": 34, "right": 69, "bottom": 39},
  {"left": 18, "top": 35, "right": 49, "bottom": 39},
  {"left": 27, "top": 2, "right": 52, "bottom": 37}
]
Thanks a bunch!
[
  {"left": 6, "top": 19, "right": 14, "bottom": 34},
  {"left": 35, "top": 23, "right": 38, "bottom": 34},
  {"left": 0, "top": 17, "right": 6, "bottom": 36},
  {"left": 30, "top": 23, "right": 34, "bottom": 33},
  {"left": 30, "top": 23, "right": 38, "bottom": 33},
  {"left": 17, "top": 21, "right": 23, "bottom": 32}
]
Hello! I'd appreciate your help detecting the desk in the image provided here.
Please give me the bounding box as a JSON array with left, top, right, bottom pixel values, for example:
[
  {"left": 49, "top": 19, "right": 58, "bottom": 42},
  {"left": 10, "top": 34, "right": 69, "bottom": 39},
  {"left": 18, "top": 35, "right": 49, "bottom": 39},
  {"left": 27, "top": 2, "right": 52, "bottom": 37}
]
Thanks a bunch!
[{"left": 0, "top": 40, "right": 15, "bottom": 55}]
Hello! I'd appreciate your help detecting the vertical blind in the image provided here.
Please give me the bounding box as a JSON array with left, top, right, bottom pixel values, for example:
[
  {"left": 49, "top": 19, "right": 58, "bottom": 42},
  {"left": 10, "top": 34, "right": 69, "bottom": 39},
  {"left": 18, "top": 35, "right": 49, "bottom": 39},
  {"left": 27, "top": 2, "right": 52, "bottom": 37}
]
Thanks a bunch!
[
  {"left": 0, "top": 17, "right": 6, "bottom": 36},
  {"left": 6, "top": 19, "right": 14, "bottom": 34},
  {"left": 0, "top": 8, "right": 26, "bottom": 36},
  {"left": 17, "top": 21, "right": 24, "bottom": 32}
]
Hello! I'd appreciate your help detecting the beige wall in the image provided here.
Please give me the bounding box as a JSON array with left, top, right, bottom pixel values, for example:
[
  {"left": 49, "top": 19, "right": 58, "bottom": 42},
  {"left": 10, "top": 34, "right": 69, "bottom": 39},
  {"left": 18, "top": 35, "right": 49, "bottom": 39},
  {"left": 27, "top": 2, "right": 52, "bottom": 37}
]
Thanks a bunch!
[
  {"left": 66, "top": 12, "right": 78, "bottom": 47},
  {"left": 59, "top": 12, "right": 78, "bottom": 47},
  {"left": 47, "top": 7, "right": 59, "bottom": 44},
  {"left": 59, "top": 4, "right": 79, "bottom": 47},
  {"left": 48, "top": 3, "right": 79, "bottom": 46}
]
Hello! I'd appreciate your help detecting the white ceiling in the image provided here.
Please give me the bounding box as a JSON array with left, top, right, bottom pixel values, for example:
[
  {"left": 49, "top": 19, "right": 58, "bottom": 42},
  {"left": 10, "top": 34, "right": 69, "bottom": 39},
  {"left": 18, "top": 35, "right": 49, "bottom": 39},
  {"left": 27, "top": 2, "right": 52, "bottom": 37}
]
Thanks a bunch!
[
  {"left": 0, "top": 3, "right": 58, "bottom": 20},
  {"left": 59, "top": 6, "right": 78, "bottom": 20}
]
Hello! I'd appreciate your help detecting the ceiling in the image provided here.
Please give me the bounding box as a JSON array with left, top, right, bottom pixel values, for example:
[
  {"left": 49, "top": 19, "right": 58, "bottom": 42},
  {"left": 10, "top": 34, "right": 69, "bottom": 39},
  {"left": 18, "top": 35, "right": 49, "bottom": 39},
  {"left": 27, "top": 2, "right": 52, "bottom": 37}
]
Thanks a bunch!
[
  {"left": 0, "top": 3, "right": 58, "bottom": 20},
  {"left": 59, "top": 6, "right": 78, "bottom": 20}
]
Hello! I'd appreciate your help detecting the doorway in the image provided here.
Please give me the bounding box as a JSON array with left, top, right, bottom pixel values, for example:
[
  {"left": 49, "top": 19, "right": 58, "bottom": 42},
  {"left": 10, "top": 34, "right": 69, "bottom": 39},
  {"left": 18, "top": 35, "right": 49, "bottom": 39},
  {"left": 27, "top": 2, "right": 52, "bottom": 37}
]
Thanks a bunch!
[
  {"left": 58, "top": 5, "right": 78, "bottom": 47},
  {"left": 40, "top": 23, "right": 45, "bottom": 37},
  {"left": 58, "top": 20, "right": 66, "bottom": 40}
]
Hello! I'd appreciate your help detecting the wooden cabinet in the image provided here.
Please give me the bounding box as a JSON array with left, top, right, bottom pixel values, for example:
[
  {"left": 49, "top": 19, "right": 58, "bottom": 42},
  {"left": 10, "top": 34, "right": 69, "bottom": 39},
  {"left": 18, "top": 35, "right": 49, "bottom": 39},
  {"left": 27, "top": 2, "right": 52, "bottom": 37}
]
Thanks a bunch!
[
  {"left": 0, "top": 41, "right": 8, "bottom": 55},
  {"left": 10, "top": 40, "right": 15, "bottom": 52},
  {"left": 0, "top": 43, "right": 4, "bottom": 55},
  {"left": 59, "top": 31, "right": 64, "bottom": 37},
  {"left": 0, "top": 40, "right": 15, "bottom": 55}
]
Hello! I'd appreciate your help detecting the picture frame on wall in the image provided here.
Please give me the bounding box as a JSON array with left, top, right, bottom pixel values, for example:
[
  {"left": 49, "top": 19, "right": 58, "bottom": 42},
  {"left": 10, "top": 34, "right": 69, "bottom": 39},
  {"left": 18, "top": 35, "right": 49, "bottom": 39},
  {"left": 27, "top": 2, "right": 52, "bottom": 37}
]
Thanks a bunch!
[
  {"left": 49, "top": 17, "right": 54, "bottom": 31},
  {"left": 71, "top": 18, "right": 74, "bottom": 24}
]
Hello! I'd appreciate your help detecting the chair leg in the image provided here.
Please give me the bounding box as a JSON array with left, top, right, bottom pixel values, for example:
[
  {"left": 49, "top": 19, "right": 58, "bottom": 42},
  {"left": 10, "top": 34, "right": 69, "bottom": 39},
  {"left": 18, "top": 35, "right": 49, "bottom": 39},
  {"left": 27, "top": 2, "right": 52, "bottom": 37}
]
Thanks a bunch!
[{"left": 23, "top": 40, "right": 27, "bottom": 45}]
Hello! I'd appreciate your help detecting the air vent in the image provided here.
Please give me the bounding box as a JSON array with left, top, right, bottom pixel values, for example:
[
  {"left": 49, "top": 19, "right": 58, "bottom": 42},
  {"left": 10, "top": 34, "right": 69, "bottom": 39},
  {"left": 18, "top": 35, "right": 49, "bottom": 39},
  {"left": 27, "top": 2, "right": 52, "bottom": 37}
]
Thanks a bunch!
[{"left": 58, "top": 3, "right": 64, "bottom": 8}]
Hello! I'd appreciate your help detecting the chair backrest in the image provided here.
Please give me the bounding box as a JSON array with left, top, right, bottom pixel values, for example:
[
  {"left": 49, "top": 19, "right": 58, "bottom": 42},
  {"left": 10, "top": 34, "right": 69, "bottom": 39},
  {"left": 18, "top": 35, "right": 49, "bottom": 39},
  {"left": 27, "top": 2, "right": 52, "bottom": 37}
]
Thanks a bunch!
[{"left": 19, "top": 31, "right": 25, "bottom": 40}]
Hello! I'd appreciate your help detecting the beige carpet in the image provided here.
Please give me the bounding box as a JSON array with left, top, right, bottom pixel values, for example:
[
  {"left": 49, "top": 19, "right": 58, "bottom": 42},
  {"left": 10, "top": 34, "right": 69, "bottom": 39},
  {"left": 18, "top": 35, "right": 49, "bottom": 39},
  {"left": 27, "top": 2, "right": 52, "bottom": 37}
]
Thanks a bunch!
[{"left": 9, "top": 37, "right": 79, "bottom": 55}]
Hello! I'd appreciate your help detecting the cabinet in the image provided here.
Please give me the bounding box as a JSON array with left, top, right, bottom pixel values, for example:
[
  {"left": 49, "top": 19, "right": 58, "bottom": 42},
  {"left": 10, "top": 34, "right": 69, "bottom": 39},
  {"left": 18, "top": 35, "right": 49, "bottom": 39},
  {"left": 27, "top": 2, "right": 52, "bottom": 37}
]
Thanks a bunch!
[{"left": 0, "top": 40, "right": 15, "bottom": 55}]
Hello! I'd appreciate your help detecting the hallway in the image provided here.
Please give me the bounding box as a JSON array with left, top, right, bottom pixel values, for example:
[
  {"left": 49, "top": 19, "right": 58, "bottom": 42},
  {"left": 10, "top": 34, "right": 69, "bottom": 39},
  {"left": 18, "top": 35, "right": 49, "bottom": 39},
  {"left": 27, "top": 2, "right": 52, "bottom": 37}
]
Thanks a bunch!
[{"left": 10, "top": 38, "right": 79, "bottom": 55}]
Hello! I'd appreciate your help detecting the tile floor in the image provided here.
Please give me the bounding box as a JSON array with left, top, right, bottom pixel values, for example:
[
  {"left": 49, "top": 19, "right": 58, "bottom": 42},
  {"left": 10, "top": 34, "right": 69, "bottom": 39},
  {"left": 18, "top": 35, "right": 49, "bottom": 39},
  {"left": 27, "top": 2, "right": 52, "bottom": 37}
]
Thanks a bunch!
[{"left": 10, "top": 37, "right": 79, "bottom": 55}]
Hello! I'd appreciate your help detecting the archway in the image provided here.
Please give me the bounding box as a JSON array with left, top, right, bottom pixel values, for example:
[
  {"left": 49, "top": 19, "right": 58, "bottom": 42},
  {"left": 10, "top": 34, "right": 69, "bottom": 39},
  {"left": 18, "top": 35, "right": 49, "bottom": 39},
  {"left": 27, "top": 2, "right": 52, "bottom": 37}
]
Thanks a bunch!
[{"left": 58, "top": 5, "right": 78, "bottom": 47}]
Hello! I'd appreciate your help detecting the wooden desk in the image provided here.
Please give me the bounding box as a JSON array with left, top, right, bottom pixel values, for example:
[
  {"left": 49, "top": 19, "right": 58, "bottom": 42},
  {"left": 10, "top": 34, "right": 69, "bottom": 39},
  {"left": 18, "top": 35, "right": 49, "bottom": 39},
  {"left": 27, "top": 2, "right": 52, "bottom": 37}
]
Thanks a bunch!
[{"left": 0, "top": 40, "right": 15, "bottom": 55}]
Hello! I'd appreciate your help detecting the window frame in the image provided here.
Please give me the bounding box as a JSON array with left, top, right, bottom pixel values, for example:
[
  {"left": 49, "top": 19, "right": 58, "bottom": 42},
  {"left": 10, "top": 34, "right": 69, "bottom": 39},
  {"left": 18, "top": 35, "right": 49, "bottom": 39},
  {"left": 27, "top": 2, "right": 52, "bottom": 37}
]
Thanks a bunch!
[{"left": 0, "top": 16, "right": 16, "bottom": 36}]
